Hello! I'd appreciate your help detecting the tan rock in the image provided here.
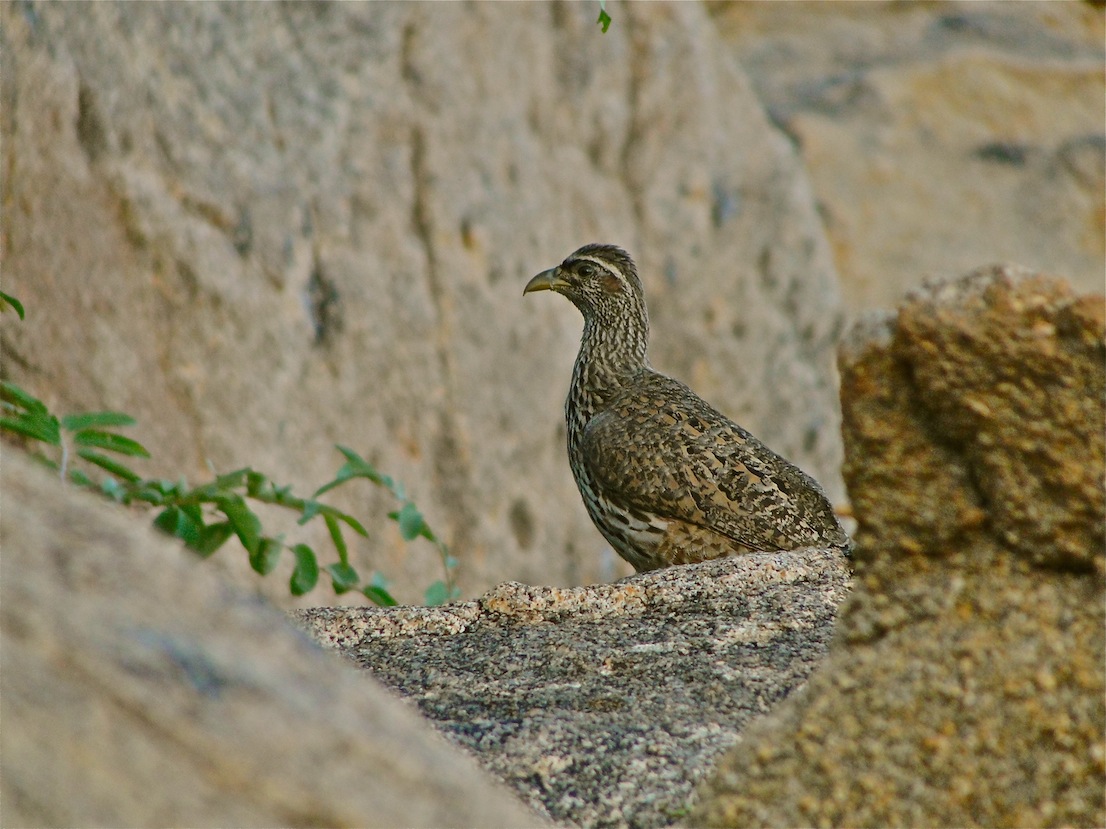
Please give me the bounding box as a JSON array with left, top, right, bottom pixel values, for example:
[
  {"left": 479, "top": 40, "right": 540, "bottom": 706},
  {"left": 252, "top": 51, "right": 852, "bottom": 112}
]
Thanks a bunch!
[
  {"left": 712, "top": 1, "right": 1105, "bottom": 311},
  {"left": 0, "top": 1, "right": 846, "bottom": 603},
  {"left": 890, "top": 266, "right": 1105, "bottom": 571},
  {"left": 0, "top": 449, "right": 545, "bottom": 828},
  {"left": 693, "top": 267, "right": 1105, "bottom": 827}
]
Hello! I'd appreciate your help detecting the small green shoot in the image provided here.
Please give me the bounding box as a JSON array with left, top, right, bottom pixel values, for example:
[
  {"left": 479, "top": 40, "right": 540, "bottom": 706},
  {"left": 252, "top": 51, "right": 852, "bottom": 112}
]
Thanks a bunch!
[{"left": 597, "top": 1, "right": 611, "bottom": 33}]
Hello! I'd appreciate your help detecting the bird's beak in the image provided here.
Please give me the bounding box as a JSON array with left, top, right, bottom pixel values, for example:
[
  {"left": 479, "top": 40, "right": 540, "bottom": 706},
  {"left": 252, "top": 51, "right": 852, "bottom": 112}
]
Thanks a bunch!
[{"left": 523, "top": 268, "right": 567, "bottom": 295}]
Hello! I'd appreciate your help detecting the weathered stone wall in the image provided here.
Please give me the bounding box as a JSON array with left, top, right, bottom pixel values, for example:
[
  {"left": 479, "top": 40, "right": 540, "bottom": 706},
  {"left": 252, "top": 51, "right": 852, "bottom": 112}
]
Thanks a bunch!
[
  {"left": 4, "top": 2, "right": 1099, "bottom": 604},
  {"left": 1, "top": 1, "right": 847, "bottom": 602}
]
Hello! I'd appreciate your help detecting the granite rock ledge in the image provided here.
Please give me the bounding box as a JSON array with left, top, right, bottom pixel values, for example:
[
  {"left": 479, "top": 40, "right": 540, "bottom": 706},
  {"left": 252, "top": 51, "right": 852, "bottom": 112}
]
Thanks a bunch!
[{"left": 294, "top": 548, "right": 851, "bottom": 829}]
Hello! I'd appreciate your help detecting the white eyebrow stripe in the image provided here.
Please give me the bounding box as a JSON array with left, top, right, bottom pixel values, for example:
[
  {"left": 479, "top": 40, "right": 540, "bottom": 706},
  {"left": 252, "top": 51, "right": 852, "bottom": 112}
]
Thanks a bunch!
[{"left": 571, "top": 254, "right": 625, "bottom": 282}]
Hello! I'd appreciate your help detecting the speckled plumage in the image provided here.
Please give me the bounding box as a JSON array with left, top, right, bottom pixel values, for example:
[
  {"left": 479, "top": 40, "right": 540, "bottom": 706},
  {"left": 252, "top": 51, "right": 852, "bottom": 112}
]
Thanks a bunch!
[{"left": 525, "top": 244, "right": 849, "bottom": 572}]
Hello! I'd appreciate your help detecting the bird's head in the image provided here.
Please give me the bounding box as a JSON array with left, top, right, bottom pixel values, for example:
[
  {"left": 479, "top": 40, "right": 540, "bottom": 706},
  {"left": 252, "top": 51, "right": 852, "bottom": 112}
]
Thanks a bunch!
[{"left": 524, "top": 244, "right": 646, "bottom": 326}]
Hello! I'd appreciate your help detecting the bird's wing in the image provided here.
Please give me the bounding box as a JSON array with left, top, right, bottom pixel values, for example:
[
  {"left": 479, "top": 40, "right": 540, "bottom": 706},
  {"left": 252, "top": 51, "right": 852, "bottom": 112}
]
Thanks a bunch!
[{"left": 581, "top": 374, "right": 843, "bottom": 552}]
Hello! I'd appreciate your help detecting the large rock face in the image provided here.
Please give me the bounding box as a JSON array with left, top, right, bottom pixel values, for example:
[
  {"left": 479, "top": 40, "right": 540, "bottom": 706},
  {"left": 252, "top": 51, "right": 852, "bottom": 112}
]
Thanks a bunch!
[
  {"left": 0, "top": 450, "right": 544, "bottom": 828},
  {"left": 713, "top": 1, "right": 1105, "bottom": 310},
  {"left": 0, "top": 2, "right": 846, "bottom": 602},
  {"left": 694, "top": 268, "right": 1105, "bottom": 827}
]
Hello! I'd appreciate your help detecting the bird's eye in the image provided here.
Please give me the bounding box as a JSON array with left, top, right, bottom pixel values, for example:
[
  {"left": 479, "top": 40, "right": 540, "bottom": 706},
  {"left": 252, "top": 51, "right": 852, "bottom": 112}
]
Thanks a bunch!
[{"left": 578, "top": 264, "right": 597, "bottom": 278}]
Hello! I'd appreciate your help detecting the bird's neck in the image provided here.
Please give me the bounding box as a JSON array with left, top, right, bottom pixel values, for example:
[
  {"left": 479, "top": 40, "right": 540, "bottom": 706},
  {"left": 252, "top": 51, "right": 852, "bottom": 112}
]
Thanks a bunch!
[{"left": 568, "top": 311, "right": 650, "bottom": 423}]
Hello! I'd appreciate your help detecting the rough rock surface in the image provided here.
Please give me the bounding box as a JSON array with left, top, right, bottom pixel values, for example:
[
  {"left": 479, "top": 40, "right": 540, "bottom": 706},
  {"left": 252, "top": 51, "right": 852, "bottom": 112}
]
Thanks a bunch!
[
  {"left": 693, "top": 267, "right": 1105, "bottom": 828},
  {"left": 0, "top": 1, "right": 846, "bottom": 602},
  {"left": 0, "top": 450, "right": 545, "bottom": 828},
  {"left": 846, "top": 265, "right": 1105, "bottom": 573},
  {"left": 294, "top": 548, "right": 851, "bottom": 829},
  {"left": 712, "top": 1, "right": 1105, "bottom": 310}
]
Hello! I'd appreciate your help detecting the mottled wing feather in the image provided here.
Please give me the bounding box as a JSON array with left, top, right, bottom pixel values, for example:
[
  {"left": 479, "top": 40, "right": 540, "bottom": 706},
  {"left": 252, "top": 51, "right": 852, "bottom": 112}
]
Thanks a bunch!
[{"left": 581, "top": 372, "right": 845, "bottom": 552}]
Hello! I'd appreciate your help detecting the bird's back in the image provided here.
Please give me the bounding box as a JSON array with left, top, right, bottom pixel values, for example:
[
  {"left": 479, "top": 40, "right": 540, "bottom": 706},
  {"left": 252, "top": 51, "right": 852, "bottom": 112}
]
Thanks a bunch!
[{"left": 574, "top": 368, "right": 849, "bottom": 570}]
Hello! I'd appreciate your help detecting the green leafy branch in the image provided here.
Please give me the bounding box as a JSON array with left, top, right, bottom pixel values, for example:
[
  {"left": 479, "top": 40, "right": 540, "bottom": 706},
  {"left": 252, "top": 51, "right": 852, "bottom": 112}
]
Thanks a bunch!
[
  {"left": 1, "top": 379, "right": 460, "bottom": 606},
  {"left": 315, "top": 446, "right": 460, "bottom": 606}
]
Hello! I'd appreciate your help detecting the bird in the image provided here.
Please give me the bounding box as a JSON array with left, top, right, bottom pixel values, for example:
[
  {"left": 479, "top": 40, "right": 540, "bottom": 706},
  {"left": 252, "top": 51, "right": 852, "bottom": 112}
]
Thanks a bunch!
[{"left": 524, "top": 243, "right": 850, "bottom": 572}]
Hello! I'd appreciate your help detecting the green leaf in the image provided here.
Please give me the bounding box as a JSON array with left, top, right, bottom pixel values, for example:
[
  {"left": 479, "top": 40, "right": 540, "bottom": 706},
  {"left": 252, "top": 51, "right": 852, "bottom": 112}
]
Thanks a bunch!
[
  {"left": 154, "top": 505, "right": 181, "bottom": 535},
  {"left": 217, "top": 496, "right": 263, "bottom": 555},
  {"left": 597, "top": 4, "right": 611, "bottom": 33},
  {"left": 363, "top": 584, "right": 399, "bottom": 607},
  {"left": 424, "top": 580, "right": 450, "bottom": 607},
  {"left": 127, "top": 484, "right": 167, "bottom": 506},
  {"left": 154, "top": 506, "right": 203, "bottom": 547},
  {"left": 244, "top": 469, "right": 267, "bottom": 494},
  {"left": 298, "top": 499, "right": 322, "bottom": 525},
  {"left": 1, "top": 381, "right": 47, "bottom": 413},
  {"left": 189, "top": 478, "right": 223, "bottom": 500},
  {"left": 314, "top": 444, "right": 385, "bottom": 496},
  {"left": 290, "top": 544, "right": 319, "bottom": 596},
  {"left": 191, "top": 521, "right": 234, "bottom": 557},
  {"left": 335, "top": 444, "right": 378, "bottom": 474},
  {"left": 100, "top": 477, "right": 126, "bottom": 502},
  {"left": 68, "top": 468, "right": 95, "bottom": 488},
  {"left": 325, "top": 562, "right": 361, "bottom": 594},
  {"left": 0, "top": 291, "right": 25, "bottom": 320},
  {"left": 336, "top": 510, "right": 368, "bottom": 537},
  {"left": 312, "top": 478, "right": 342, "bottom": 498},
  {"left": 73, "top": 429, "right": 150, "bottom": 458},
  {"left": 61, "top": 411, "right": 136, "bottom": 431},
  {"left": 146, "top": 478, "right": 187, "bottom": 498},
  {"left": 365, "top": 570, "right": 399, "bottom": 605},
  {"left": 76, "top": 449, "right": 142, "bottom": 482},
  {"left": 215, "top": 467, "right": 250, "bottom": 490},
  {"left": 392, "top": 502, "right": 426, "bottom": 541},
  {"left": 1, "top": 412, "right": 61, "bottom": 445},
  {"left": 323, "top": 513, "right": 348, "bottom": 563},
  {"left": 249, "top": 535, "right": 283, "bottom": 576}
]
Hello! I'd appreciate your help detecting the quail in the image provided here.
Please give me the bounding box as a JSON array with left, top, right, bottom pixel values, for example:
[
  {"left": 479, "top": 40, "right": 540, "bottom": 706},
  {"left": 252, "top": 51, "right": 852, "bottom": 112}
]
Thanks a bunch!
[{"left": 524, "top": 243, "right": 849, "bottom": 572}]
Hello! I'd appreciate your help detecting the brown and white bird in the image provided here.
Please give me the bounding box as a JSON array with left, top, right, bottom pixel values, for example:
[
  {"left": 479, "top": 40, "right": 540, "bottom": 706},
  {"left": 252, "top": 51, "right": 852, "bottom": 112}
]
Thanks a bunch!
[{"left": 524, "top": 243, "right": 849, "bottom": 572}]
